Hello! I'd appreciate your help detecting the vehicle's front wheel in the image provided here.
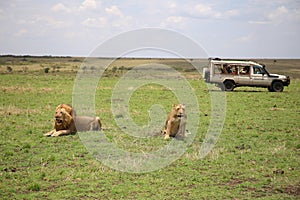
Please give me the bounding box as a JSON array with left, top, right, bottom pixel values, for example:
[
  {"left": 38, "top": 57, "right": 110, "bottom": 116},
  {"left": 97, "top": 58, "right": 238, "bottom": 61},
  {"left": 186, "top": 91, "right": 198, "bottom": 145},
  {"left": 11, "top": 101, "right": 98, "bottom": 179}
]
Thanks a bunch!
[
  {"left": 271, "top": 81, "right": 284, "bottom": 92},
  {"left": 222, "top": 80, "right": 235, "bottom": 91},
  {"left": 268, "top": 86, "right": 274, "bottom": 92}
]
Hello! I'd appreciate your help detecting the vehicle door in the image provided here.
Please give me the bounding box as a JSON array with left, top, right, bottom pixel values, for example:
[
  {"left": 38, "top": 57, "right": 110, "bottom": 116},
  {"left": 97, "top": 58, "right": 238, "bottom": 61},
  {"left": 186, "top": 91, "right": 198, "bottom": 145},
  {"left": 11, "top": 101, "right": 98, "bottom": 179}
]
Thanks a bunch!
[
  {"left": 210, "top": 63, "right": 223, "bottom": 83},
  {"left": 250, "top": 65, "right": 268, "bottom": 86},
  {"left": 236, "top": 65, "right": 251, "bottom": 86}
]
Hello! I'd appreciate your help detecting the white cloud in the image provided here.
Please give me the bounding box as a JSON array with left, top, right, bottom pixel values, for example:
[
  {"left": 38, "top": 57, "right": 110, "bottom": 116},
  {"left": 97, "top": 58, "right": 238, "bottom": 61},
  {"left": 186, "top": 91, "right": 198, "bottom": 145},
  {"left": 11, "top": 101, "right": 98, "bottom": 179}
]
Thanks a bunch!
[
  {"left": 267, "top": 6, "right": 288, "bottom": 20},
  {"left": 251, "top": 5, "right": 300, "bottom": 26},
  {"left": 103, "top": 5, "right": 134, "bottom": 29},
  {"left": 51, "top": 3, "right": 71, "bottom": 13},
  {"left": 82, "top": 17, "right": 97, "bottom": 26},
  {"left": 167, "top": 2, "right": 177, "bottom": 9},
  {"left": 193, "top": 4, "right": 221, "bottom": 18},
  {"left": 79, "top": 0, "right": 98, "bottom": 11},
  {"left": 82, "top": 17, "right": 107, "bottom": 28},
  {"left": 186, "top": 3, "right": 240, "bottom": 20},
  {"left": 51, "top": 1, "right": 100, "bottom": 13},
  {"left": 15, "top": 15, "right": 66, "bottom": 32},
  {"left": 167, "top": 16, "right": 184, "bottom": 23},
  {"left": 80, "top": 5, "right": 134, "bottom": 30},
  {"left": 105, "top": 5, "right": 123, "bottom": 17},
  {"left": 270, "top": 5, "right": 300, "bottom": 23},
  {"left": 161, "top": 16, "right": 186, "bottom": 28}
]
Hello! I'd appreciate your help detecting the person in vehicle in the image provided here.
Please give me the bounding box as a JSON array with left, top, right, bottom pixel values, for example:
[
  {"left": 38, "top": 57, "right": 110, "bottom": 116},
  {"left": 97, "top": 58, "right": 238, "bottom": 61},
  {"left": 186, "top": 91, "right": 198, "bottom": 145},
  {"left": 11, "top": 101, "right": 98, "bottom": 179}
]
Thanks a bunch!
[{"left": 240, "top": 66, "right": 250, "bottom": 74}]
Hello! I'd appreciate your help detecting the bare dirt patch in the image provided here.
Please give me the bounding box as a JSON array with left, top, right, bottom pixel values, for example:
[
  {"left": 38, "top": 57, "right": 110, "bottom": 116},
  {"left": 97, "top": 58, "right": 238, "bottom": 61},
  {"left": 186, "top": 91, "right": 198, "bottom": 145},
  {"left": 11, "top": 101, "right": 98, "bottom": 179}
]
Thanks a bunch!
[{"left": 283, "top": 182, "right": 300, "bottom": 196}]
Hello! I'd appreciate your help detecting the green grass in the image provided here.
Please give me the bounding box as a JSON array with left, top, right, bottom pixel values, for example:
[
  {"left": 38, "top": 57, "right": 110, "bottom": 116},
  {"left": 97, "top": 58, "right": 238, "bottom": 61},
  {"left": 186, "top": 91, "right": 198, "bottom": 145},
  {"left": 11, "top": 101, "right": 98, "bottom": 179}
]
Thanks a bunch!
[{"left": 0, "top": 58, "right": 299, "bottom": 199}]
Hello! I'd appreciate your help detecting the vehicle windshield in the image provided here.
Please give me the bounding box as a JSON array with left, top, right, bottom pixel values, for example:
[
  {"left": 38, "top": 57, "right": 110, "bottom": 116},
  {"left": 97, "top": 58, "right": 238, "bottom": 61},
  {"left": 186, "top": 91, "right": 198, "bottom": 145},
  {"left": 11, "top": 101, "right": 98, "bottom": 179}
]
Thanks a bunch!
[{"left": 261, "top": 64, "right": 270, "bottom": 75}]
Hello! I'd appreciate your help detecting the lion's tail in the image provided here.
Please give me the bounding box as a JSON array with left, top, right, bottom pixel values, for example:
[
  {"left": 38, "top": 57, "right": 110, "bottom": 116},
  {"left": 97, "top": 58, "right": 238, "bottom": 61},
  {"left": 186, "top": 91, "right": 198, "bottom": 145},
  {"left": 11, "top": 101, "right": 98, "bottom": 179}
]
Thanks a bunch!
[{"left": 95, "top": 117, "right": 102, "bottom": 130}]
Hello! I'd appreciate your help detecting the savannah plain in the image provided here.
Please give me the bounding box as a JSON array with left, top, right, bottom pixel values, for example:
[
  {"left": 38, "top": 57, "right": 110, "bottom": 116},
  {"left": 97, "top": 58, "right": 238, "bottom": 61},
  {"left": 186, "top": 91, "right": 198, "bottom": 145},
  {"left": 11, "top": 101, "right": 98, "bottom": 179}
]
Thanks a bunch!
[{"left": 0, "top": 56, "right": 299, "bottom": 199}]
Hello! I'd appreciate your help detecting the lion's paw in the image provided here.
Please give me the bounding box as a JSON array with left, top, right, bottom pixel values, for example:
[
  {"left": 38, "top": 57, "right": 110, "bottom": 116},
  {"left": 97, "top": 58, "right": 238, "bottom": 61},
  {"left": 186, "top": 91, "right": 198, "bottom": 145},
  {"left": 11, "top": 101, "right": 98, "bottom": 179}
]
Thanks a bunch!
[
  {"left": 51, "top": 132, "right": 60, "bottom": 137},
  {"left": 44, "top": 131, "right": 53, "bottom": 137},
  {"left": 164, "top": 135, "right": 170, "bottom": 140}
]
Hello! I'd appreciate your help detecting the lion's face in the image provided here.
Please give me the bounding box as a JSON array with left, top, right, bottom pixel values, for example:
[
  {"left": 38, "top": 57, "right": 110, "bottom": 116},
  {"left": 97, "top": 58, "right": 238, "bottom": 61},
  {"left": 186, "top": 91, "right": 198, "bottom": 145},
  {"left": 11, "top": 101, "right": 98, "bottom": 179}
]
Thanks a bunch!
[
  {"left": 54, "top": 108, "right": 74, "bottom": 131},
  {"left": 54, "top": 108, "right": 67, "bottom": 126},
  {"left": 173, "top": 104, "right": 186, "bottom": 118}
]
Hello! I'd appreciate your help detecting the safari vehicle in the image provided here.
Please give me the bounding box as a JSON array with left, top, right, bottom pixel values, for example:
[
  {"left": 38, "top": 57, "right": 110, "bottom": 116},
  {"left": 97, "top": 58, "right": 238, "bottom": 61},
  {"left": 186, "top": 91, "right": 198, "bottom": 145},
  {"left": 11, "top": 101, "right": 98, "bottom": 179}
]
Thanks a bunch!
[{"left": 203, "top": 58, "right": 290, "bottom": 92}]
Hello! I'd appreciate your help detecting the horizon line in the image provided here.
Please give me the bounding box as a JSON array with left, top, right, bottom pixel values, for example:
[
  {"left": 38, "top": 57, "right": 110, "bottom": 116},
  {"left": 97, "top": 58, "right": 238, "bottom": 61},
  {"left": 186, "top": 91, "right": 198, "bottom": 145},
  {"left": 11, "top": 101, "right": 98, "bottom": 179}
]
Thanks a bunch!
[{"left": 0, "top": 54, "right": 299, "bottom": 60}]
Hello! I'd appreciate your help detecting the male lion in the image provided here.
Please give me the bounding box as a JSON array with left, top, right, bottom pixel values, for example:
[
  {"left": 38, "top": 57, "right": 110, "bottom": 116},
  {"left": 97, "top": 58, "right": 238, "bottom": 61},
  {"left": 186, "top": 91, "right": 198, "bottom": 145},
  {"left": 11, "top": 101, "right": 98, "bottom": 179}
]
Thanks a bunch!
[
  {"left": 44, "top": 104, "right": 76, "bottom": 137},
  {"left": 162, "top": 104, "right": 187, "bottom": 140},
  {"left": 44, "top": 104, "right": 102, "bottom": 137}
]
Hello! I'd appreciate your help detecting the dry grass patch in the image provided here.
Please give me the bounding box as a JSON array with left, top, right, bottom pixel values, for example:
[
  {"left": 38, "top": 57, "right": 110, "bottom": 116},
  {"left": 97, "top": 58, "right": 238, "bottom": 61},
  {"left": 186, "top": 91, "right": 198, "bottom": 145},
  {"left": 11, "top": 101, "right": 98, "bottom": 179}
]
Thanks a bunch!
[
  {"left": 0, "top": 86, "right": 53, "bottom": 93},
  {"left": 0, "top": 105, "right": 41, "bottom": 116}
]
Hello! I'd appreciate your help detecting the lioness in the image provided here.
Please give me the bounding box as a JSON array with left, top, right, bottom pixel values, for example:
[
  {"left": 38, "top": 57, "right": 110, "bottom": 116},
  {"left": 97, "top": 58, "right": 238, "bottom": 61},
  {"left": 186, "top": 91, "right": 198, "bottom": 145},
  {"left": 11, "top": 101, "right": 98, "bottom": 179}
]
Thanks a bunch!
[
  {"left": 163, "top": 104, "right": 187, "bottom": 140},
  {"left": 44, "top": 104, "right": 102, "bottom": 137}
]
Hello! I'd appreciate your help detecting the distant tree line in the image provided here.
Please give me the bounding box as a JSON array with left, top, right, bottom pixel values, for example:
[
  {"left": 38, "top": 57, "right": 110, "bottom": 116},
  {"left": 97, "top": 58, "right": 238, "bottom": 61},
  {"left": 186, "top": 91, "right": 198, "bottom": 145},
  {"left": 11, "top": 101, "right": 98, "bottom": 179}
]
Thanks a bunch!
[{"left": 0, "top": 55, "right": 72, "bottom": 58}]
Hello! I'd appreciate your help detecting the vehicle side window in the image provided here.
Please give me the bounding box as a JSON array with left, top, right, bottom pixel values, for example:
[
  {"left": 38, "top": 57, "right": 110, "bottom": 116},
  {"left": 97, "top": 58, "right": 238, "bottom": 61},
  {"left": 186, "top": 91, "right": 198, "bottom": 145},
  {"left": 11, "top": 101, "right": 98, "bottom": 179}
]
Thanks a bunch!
[
  {"left": 222, "top": 64, "right": 232, "bottom": 74},
  {"left": 214, "top": 64, "right": 223, "bottom": 74},
  {"left": 240, "top": 66, "right": 250, "bottom": 75},
  {"left": 231, "top": 65, "right": 238, "bottom": 75},
  {"left": 253, "top": 66, "right": 265, "bottom": 74}
]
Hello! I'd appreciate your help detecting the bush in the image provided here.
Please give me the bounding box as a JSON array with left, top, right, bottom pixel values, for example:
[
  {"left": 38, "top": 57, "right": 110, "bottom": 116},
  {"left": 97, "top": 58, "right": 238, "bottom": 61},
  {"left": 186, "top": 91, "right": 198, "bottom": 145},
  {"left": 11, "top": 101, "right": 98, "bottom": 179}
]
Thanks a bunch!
[
  {"left": 7, "top": 66, "right": 13, "bottom": 73},
  {"left": 44, "top": 67, "right": 50, "bottom": 73}
]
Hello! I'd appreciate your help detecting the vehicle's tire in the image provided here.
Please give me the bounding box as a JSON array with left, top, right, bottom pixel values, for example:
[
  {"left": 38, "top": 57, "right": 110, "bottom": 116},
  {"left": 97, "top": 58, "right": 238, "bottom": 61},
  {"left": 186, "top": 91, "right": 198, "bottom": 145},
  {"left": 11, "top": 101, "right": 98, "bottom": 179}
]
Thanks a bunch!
[
  {"left": 268, "top": 86, "right": 274, "bottom": 92},
  {"left": 271, "top": 81, "right": 284, "bottom": 92},
  {"left": 223, "top": 80, "right": 235, "bottom": 91},
  {"left": 219, "top": 83, "right": 225, "bottom": 91},
  {"left": 202, "top": 68, "right": 210, "bottom": 82}
]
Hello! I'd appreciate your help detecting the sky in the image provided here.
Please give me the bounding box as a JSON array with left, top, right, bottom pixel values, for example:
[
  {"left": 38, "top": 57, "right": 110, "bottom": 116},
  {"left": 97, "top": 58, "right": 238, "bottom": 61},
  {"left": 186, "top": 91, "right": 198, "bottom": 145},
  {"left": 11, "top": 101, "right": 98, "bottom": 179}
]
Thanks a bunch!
[{"left": 0, "top": 0, "right": 300, "bottom": 58}]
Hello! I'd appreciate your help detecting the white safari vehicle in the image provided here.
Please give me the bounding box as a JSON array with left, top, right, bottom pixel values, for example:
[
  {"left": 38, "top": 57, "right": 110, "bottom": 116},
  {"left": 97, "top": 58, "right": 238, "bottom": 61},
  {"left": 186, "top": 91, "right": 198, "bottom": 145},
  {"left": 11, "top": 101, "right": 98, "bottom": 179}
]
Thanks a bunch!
[{"left": 203, "top": 58, "right": 290, "bottom": 92}]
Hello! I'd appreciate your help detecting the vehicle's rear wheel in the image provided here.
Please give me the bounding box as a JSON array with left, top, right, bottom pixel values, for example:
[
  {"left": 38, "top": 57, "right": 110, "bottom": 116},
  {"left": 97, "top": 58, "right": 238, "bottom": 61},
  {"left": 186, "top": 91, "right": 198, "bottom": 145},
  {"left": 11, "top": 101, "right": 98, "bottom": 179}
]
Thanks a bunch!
[
  {"left": 271, "top": 81, "right": 284, "bottom": 92},
  {"left": 222, "top": 80, "right": 235, "bottom": 91},
  {"left": 203, "top": 68, "right": 210, "bottom": 82}
]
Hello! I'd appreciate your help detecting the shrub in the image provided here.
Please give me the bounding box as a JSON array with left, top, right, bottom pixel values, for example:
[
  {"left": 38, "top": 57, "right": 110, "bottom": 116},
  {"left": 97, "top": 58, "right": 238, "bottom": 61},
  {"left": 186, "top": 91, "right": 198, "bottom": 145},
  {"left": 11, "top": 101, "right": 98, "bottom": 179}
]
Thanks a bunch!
[
  {"left": 7, "top": 66, "right": 13, "bottom": 73},
  {"left": 44, "top": 67, "right": 50, "bottom": 73}
]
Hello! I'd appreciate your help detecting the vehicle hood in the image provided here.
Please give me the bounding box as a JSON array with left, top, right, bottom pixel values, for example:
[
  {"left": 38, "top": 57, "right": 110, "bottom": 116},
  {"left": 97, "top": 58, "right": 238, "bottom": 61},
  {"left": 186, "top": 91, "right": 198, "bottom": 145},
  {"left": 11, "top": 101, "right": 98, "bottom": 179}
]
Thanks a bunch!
[{"left": 269, "top": 74, "right": 287, "bottom": 79}]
